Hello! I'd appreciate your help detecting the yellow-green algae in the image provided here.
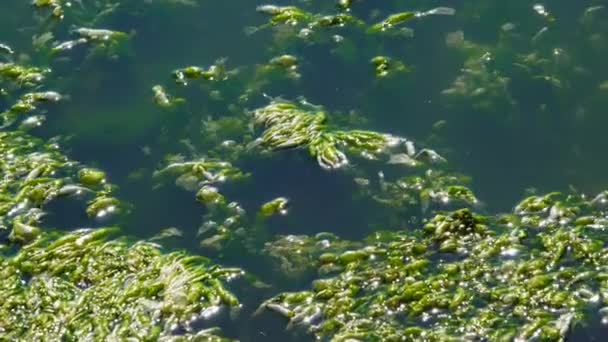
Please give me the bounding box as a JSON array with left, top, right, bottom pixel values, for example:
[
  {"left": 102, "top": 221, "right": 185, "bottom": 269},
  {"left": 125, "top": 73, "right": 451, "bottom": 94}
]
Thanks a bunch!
[
  {"left": 260, "top": 192, "right": 608, "bottom": 341},
  {"left": 0, "top": 227, "right": 240, "bottom": 340},
  {"left": 0, "top": 131, "right": 124, "bottom": 228},
  {"left": 0, "top": 53, "right": 238, "bottom": 339},
  {"left": 8, "top": 1, "right": 608, "bottom": 341},
  {"left": 252, "top": 99, "right": 402, "bottom": 170}
]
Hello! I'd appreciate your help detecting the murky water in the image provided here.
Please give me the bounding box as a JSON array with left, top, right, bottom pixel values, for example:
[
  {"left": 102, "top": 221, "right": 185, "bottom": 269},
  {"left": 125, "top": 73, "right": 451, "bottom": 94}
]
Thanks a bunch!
[{"left": 2, "top": 0, "right": 608, "bottom": 341}]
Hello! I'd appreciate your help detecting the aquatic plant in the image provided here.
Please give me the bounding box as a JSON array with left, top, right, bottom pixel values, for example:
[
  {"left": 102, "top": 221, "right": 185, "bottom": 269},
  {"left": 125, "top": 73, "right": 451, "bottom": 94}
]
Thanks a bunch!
[
  {"left": 1, "top": 91, "right": 62, "bottom": 128},
  {"left": 442, "top": 3, "right": 608, "bottom": 125},
  {"left": 0, "top": 63, "right": 49, "bottom": 87},
  {"left": 252, "top": 99, "right": 403, "bottom": 170},
  {"left": 50, "top": 27, "right": 132, "bottom": 60},
  {"left": 32, "top": 0, "right": 65, "bottom": 19},
  {"left": 366, "top": 169, "right": 478, "bottom": 215},
  {"left": 252, "top": 5, "right": 361, "bottom": 34},
  {"left": 0, "top": 131, "right": 123, "bottom": 230},
  {"left": 265, "top": 54, "right": 301, "bottom": 80},
  {"left": 252, "top": 4, "right": 454, "bottom": 40},
  {"left": 370, "top": 56, "right": 407, "bottom": 78},
  {"left": 369, "top": 7, "right": 455, "bottom": 35},
  {"left": 173, "top": 59, "right": 236, "bottom": 86},
  {"left": 260, "top": 190, "right": 608, "bottom": 340},
  {"left": 154, "top": 156, "right": 247, "bottom": 194},
  {"left": 152, "top": 156, "right": 250, "bottom": 251},
  {"left": 4, "top": 1, "right": 608, "bottom": 341},
  {"left": 33, "top": 0, "right": 199, "bottom": 22},
  {"left": 259, "top": 197, "right": 289, "bottom": 218},
  {"left": 441, "top": 51, "right": 515, "bottom": 116},
  {"left": 0, "top": 227, "right": 240, "bottom": 340},
  {"left": 152, "top": 85, "right": 184, "bottom": 108},
  {"left": 0, "top": 43, "right": 13, "bottom": 56},
  {"left": 0, "top": 55, "right": 61, "bottom": 129},
  {"left": 262, "top": 232, "right": 358, "bottom": 279}
]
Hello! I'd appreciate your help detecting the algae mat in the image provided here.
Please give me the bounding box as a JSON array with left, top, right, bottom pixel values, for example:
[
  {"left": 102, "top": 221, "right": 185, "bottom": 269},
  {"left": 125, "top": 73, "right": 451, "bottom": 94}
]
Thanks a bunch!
[{"left": 1, "top": 0, "right": 608, "bottom": 341}]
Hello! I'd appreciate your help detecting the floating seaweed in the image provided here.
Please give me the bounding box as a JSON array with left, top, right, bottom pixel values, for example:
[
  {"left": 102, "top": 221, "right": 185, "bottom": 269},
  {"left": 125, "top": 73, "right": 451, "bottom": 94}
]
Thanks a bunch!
[
  {"left": 259, "top": 197, "right": 289, "bottom": 218},
  {"left": 0, "top": 227, "right": 240, "bottom": 340},
  {"left": 369, "top": 7, "right": 455, "bottom": 34},
  {"left": 262, "top": 232, "right": 358, "bottom": 280},
  {"left": 252, "top": 99, "right": 403, "bottom": 170},
  {"left": 370, "top": 56, "right": 407, "bottom": 78},
  {"left": 50, "top": 27, "right": 132, "bottom": 60},
  {"left": 261, "top": 190, "right": 608, "bottom": 340},
  {"left": 0, "top": 63, "right": 49, "bottom": 87},
  {"left": 0, "top": 131, "right": 122, "bottom": 231},
  {"left": 5, "top": 1, "right": 608, "bottom": 341},
  {"left": 153, "top": 156, "right": 250, "bottom": 251},
  {"left": 154, "top": 156, "right": 248, "bottom": 194},
  {"left": 173, "top": 59, "right": 236, "bottom": 86},
  {"left": 152, "top": 85, "right": 185, "bottom": 108},
  {"left": 32, "top": 0, "right": 65, "bottom": 19},
  {"left": 1, "top": 91, "right": 62, "bottom": 128}
]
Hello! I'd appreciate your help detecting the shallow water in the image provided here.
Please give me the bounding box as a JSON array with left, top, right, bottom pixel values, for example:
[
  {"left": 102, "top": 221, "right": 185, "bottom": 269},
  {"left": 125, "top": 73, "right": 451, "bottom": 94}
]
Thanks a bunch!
[{"left": 2, "top": 0, "right": 608, "bottom": 340}]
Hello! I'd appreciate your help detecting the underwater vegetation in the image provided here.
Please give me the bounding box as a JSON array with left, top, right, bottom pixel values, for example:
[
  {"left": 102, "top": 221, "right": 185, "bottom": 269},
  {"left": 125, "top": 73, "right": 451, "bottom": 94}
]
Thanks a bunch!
[
  {"left": 1, "top": 0, "right": 608, "bottom": 341},
  {"left": 0, "top": 130, "right": 122, "bottom": 230},
  {"left": 252, "top": 99, "right": 404, "bottom": 170},
  {"left": 259, "top": 193, "right": 608, "bottom": 341},
  {"left": 0, "top": 227, "right": 240, "bottom": 340}
]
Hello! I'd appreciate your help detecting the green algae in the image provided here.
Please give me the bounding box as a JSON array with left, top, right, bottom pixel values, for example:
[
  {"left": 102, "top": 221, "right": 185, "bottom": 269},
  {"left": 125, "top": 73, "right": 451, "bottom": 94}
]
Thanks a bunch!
[
  {"left": 78, "top": 168, "right": 106, "bottom": 186},
  {"left": 1, "top": 91, "right": 62, "bottom": 128},
  {"left": 266, "top": 54, "right": 301, "bottom": 79},
  {"left": 252, "top": 3, "right": 452, "bottom": 39},
  {"left": 263, "top": 232, "right": 358, "bottom": 279},
  {"left": 260, "top": 191, "right": 608, "bottom": 340},
  {"left": 0, "top": 131, "right": 123, "bottom": 229},
  {"left": 154, "top": 156, "right": 248, "bottom": 195},
  {"left": 173, "top": 59, "right": 236, "bottom": 86},
  {"left": 49, "top": 27, "right": 133, "bottom": 61},
  {"left": 152, "top": 156, "right": 252, "bottom": 251},
  {"left": 153, "top": 85, "right": 185, "bottom": 108},
  {"left": 9, "top": 217, "right": 42, "bottom": 244},
  {"left": 0, "top": 227, "right": 239, "bottom": 340},
  {"left": 32, "top": 0, "right": 65, "bottom": 19},
  {"left": 441, "top": 4, "right": 608, "bottom": 130},
  {"left": 2, "top": 1, "right": 608, "bottom": 341},
  {"left": 0, "top": 63, "right": 49, "bottom": 87},
  {"left": 352, "top": 162, "right": 478, "bottom": 229},
  {"left": 259, "top": 197, "right": 289, "bottom": 218},
  {"left": 252, "top": 99, "right": 402, "bottom": 170},
  {"left": 370, "top": 56, "right": 407, "bottom": 78}
]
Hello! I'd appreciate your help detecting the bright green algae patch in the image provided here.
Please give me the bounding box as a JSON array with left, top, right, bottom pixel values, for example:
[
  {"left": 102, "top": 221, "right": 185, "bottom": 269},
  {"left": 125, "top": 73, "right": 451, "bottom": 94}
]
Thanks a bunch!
[
  {"left": 6, "top": 0, "right": 608, "bottom": 340},
  {"left": 0, "top": 57, "right": 239, "bottom": 339},
  {"left": 0, "top": 227, "right": 240, "bottom": 340},
  {"left": 253, "top": 99, "right": 401, "bottom": 170},
  {"left": 0, "top": 130, "right": 122, "bottom": 228},
  {"left": 0, "top": 131, "right": 239, "bottom": 340},
  {"left": 259, "top": 193, "right": 608, "bottom": 341}
]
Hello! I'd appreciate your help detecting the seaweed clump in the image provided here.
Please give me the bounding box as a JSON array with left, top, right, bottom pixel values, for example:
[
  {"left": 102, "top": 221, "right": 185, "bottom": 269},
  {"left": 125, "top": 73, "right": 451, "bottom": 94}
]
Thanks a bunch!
[
  {"left": 263, "top": 232, "right": 359, "bottom": 280},
  {"left": 0, "top": 131, "right": 123, "bottom": 231},
  {"left": 153, "top": 156, "right": 251, "bottom": 251},
  {"left": 252, "top": 99, "right": 402, "bottom": 170},
  {"left": 259, "top": 191, "right": 608, "bottom": 341},
  {"left": 0, "top": 227, "right": 240, "bottom": 340}
]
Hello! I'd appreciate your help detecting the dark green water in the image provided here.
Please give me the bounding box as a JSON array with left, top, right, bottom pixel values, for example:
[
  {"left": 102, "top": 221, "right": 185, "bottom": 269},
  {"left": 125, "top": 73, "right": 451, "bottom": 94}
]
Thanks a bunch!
[{"left": 2, "top": 0, "right": 608, "bottom": 341}]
